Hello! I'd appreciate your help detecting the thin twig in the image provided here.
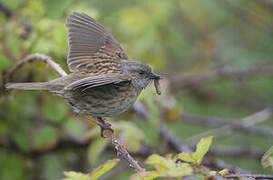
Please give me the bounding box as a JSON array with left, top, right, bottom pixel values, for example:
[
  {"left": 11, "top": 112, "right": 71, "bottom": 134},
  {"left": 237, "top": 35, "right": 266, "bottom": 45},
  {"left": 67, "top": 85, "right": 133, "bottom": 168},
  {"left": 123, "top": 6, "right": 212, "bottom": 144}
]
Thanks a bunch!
[
  {"left": 0, "top": 2, "right": 12, "bottom": 18},
  {"left": 170, "top": 65, "right": 273, "bottom": 90},
  {"left": 3, "top": 53, "right": 67, "bottom": 84},
  {"left": 182, "top": 110, "right": 273, "bottom": 143},
  {"left": 104, "top": 129, "right": 146, "bottom": 173},
  {"left": 209, "top": 147, "right": 262, "bottom": 158},
  {"left": 160, "top": 124, "right": 193, "bottom": 153},
  {"left": 225, "top": 173, "right": 273, "bottom": 179},
  {"left": 85, "top": 117, "right": 146, "bottom": 173},
  {"left": 202, "top": 159, "right": 248, "bottom": 174}
]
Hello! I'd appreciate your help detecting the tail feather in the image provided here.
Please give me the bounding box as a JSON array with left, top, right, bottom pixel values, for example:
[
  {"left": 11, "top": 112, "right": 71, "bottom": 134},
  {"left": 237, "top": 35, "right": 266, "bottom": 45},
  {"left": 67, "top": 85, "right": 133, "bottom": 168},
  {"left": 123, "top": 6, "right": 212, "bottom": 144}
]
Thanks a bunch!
[{"left": 5, "top": 82, "right": 50, "bottom": 90}]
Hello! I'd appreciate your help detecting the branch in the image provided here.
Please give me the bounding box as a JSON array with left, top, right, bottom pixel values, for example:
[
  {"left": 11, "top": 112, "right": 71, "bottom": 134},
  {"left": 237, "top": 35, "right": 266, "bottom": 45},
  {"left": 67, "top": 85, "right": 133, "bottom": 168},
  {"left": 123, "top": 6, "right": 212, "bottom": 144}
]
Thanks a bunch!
[
  {"left": 202, "top": 159, "right": 248, "bottom": 174},
  {"left": 0, "top": 2, "right": 12, "bottom": 18},
  {"left": 225, "top": 173, "right": 273, "bottom": 179},
  {"left": 209, "top": 147, "right": 262, "bottom": 158},
  {"left": 170, "top": 65, "right": 273, "bottom": 90},
  {"left": 104, "top": 129, "right": 146, "bottom": 173},
  {"left": 3, "top": 53, "right": 67, "bottom": 84},
  {"left": 182, "top": 110, "right": 273, "bottom": 139},
  {"left": 257, "top": 0, "right": 273, "bottom": 13}
]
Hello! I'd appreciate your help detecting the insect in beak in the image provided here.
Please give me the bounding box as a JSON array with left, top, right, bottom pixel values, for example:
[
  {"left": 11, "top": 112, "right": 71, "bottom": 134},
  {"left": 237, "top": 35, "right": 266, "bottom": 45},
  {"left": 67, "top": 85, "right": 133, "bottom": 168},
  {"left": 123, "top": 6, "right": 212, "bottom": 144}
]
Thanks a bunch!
[{"left": 150, "top": 72, "right": 162, "bottom": 79}]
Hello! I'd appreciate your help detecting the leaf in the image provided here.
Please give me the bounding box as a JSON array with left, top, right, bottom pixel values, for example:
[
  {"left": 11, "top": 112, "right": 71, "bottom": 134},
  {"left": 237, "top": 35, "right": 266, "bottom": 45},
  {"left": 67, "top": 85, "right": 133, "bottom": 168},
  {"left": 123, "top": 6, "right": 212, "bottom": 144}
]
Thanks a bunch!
[
  {"left": 218, "top": 169, "right": 229, "bottom": 176},
  {"left": 173, "top": 152, "right": 195, "bottom": 163},
  {"left": 64, "top": 118, "right": 87, "bottom": 142},
  {"left": 90, "top": 159, "right": 120, "bottom": 180},
  {"left": 261, "top": 146, "right": 273, "bottom": 169},
  {"left": 193, "top": 136, "right": 213, "bottom": 164},
  {"left": 130, "top": 171, "right": 162, "bottom": 180},
  {"left": 63, "top": 171, "right": 89, "bottom": 180},
  {"left": 165, "top": 163, "right": 193, "bottom": 177},
  {"left": 145, "top": 154, "right": 175, "bottom": 172},
  {"left": 87, "top": 138, "right": 108, "bottom": 165},
  {"left": 43, "top": 100, "right": 68, "bottom": 123},
  {"left": 33, "top": 126, "right": 58, "bottom": 151},
  {"left": 173, "top": 136, "right": 213, "bottom": 164}
]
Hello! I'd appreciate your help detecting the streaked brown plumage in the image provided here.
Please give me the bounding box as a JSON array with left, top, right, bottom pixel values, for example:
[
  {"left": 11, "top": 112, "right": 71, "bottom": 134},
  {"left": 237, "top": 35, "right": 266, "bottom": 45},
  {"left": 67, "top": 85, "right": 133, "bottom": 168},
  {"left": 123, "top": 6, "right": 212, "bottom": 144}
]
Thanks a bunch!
[{"left": 5, "top": 12, "right": 161, "bottom": 134}]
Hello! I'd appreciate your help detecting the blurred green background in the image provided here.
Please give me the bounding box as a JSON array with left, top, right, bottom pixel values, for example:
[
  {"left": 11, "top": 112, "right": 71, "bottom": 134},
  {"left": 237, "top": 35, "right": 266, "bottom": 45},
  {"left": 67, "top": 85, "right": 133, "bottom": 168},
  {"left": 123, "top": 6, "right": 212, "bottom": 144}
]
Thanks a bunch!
[{"left": 0, "top": 0, "right": 273, "bottom": 179}]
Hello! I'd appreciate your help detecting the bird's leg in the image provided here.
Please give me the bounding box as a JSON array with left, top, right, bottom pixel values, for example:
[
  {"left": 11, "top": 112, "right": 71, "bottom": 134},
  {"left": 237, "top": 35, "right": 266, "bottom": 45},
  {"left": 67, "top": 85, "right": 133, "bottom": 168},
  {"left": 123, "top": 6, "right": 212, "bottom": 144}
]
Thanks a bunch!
[{"left": 96, "top": 117, "right": 114, "bottom": 138}]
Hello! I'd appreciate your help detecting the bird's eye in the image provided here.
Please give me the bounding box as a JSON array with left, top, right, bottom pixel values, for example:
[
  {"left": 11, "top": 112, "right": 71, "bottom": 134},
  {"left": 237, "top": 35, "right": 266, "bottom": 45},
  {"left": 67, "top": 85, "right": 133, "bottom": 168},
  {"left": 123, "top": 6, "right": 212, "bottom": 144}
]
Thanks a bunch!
[{"left": 139, "top": 71, "right": 145, "bottom": 75}]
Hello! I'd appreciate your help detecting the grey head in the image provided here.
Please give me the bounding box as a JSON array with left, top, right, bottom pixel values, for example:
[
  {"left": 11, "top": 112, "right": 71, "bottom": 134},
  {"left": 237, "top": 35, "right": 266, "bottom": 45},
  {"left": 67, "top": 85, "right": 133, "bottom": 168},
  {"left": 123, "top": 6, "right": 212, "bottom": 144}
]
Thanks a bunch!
[{"left": 122, "top": 60, "right": 161, "bottom": 94}]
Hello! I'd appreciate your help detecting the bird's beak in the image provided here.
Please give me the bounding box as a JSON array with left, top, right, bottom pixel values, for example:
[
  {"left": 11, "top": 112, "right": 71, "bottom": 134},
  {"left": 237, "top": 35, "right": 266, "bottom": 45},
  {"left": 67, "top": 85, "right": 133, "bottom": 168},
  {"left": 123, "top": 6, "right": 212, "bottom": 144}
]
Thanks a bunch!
[{"left": 150, "top": 72, "right": 161, "bottom": 79}]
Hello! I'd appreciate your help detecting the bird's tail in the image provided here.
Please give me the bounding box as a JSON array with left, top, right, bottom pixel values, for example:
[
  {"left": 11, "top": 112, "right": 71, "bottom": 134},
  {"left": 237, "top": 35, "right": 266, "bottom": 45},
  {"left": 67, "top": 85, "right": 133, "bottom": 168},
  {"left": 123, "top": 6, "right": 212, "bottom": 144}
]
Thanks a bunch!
[{"left": 5, "top": 82, "right": 50, "bottom": 91}]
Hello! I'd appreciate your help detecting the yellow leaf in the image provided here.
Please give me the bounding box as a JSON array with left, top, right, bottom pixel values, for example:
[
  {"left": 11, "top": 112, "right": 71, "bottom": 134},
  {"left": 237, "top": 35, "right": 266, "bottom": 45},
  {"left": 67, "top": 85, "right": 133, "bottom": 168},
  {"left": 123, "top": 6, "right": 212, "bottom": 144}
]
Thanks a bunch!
[
  {"left": 173, "top": 152, "right": 195, "bottom": 163},
  {"left": 90, "top": 159, "right": 120, "bottom": 180},
  {"left": 130, "top": 171, "right": 162, "bottom": 180},
  {"left": 63, "top": 171, "right": 89, "bottom": 180},
  {"left": 145, "top": 154, "right": 175, "bottom": 171},
  {"left": 193, "top": 136, "right": 213, "bottom": 164},
  {"left": 87, "top": 138, "right": 108, "bottom": 165},
  {"left": 261, "top": 146, "right": 273, "bottom": 169},
  {"left": 165, "top": 163, "right": 193, "bottom": 177},
  {"left": 218, "top": 169, "right": 229, "bottom": 176}
]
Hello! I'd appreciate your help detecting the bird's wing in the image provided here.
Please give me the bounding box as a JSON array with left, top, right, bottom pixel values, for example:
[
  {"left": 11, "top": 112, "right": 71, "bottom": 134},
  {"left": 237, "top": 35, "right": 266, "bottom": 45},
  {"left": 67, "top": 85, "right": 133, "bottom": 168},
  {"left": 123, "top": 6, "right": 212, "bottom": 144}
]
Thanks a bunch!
[
  {"left": 64, "top": 74, "right": 131, "bottom": 92},
  {"left": 66, "top": 12, "right": 128, "bottom": 73}
]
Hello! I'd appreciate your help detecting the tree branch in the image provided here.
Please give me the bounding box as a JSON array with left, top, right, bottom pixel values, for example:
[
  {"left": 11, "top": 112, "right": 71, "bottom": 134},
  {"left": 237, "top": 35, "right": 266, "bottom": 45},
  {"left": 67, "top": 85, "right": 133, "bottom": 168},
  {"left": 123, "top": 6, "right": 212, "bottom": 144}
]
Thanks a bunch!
[
  {"left": 104, "top": 129, "right": 145, "bottom": 173},
  {"left": 182, "top": 110, "right": 273, "bottom": 139},
  {"left": 170, "top": 65, "right": 273, "bottom": 90},
  {"left": 0, "top": 2, "right": 12, "bottom": 18},
  {"left": 3, "top": 53, "right": 67, "bottom": 84},
  {"left": 225, "top": 173, "right": 273, "bottom": 179}
]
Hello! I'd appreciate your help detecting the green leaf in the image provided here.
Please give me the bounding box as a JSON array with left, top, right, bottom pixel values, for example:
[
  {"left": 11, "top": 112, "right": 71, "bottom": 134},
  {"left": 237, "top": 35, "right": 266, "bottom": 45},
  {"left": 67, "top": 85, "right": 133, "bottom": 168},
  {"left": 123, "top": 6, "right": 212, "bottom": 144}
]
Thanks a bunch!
[
  {"left": 64, "top": 118, "right": 87, "bottom": 142},
  {"left": 63, "top": 171, "right": 89, "bottom": 180},
  {"left": 218, "top": 169, "right": 229, "bottom": 176},
  {"left": 130, "top": 171, "right": 162, "bottom": 180},
  {"left": 87, "top": 138, "right": 108, "bottom": 165},
  {"left": 43, "top": 100, "right": 68, "bottom": 123},
  {"left": 261, "top": 146, "right": 273, "bottom": 169},
  {"left": 174, "top": 136, "right": 213, "bottom": 164},
  {"left": 173, "top": 152, "right": 195, "bottom": 163},
  {"left": 193, "top": 136, "right": 213, "bottom": 164},
  {"left": 90, "top": 159, "right": 120, "bottom": 180},
  {"left": 145, "top": 154, "right": 175, "bottom": 171},
  {"left": 33, "top": 126, "right": 58, "bottom": 150},
  {"left": 165, "top": 163, "right": 193, "bottom": 177}
]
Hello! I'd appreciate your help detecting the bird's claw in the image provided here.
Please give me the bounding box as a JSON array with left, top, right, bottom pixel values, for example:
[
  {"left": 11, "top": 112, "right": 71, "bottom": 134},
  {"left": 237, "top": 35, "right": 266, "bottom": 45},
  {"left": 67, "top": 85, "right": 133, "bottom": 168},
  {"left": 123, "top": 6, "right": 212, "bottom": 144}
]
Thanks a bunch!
[{"left": 98, "top": 122, "right": 114, "bottom": 138}]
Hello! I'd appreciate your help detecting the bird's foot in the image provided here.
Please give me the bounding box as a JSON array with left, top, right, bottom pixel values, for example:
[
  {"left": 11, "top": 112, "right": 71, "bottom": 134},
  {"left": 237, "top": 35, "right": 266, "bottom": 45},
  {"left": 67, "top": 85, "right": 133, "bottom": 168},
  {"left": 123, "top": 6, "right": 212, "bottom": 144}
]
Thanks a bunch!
[{"left": 97, "top": 117, "right": 114, "bottom": 138}]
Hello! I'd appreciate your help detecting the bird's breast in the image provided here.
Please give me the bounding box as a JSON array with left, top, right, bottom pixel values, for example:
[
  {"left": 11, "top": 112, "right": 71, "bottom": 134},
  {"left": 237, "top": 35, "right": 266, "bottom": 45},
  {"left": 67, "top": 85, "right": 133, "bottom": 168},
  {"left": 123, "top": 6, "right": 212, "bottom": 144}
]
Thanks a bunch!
[{"left": 64, "top": 83, "right": 138, "bottom": 117}]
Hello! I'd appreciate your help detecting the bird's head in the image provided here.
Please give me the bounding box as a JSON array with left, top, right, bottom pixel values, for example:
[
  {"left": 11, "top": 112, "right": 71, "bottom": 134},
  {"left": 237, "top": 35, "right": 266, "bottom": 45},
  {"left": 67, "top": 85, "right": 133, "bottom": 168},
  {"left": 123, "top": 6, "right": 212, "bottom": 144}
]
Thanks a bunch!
[{"left": 122, "top": 60, "right": 161, "bottom": 93}]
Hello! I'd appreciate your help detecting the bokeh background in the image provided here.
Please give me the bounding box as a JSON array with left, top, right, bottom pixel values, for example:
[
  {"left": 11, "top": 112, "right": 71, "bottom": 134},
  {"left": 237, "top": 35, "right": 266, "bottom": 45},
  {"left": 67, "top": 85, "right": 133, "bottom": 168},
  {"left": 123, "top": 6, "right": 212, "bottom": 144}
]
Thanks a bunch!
[{"left": 0, "top": 0, "right": 273, "bottom": 179}]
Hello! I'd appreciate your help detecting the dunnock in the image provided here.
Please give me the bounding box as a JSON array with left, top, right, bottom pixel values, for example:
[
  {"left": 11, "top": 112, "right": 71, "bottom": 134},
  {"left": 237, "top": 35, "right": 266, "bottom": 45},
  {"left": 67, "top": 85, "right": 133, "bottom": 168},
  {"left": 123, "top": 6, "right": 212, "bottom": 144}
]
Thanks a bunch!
[{"left": 6, "top": 12, "right": 161, "bottom": 136}]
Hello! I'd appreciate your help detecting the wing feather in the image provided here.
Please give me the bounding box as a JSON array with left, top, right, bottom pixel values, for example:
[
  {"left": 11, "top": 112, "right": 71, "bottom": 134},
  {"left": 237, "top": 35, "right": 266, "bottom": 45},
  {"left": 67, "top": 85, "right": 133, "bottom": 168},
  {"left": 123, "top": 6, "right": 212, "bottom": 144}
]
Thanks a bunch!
[
  {"left": 66, "top": 12, "right": 128, "bottom": 73},
  {"left": 64, "top": 75, "right": 131, "bottom": 92}
]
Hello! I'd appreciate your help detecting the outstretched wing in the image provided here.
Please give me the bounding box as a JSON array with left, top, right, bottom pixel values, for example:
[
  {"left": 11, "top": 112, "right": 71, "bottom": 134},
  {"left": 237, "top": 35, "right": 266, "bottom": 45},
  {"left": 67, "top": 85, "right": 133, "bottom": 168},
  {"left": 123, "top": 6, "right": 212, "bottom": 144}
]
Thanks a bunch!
[
  {"left": 66, "top": 12, "right": 128, "bottom": 72},
  {"left": 64, "top": 74, "right": 131, "bottom": 92}
]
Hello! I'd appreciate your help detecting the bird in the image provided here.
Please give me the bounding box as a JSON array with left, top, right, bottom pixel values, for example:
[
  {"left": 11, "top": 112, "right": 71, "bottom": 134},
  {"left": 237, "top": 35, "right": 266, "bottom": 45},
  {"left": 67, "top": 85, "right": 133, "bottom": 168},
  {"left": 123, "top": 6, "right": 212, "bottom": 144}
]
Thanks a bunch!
[{"left": 5, "top": 12, "right": 161, "bottom": 137}]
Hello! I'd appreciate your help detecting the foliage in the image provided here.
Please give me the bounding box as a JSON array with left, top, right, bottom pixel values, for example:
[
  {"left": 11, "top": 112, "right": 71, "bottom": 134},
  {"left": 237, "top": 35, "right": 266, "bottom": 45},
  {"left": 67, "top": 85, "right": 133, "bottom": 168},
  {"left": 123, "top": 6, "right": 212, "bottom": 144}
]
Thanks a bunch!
[
  {"left": 131, "top": 136, "right": 228, "bottom": 179},
  {"left": 261, "top": 146, "right": 273, "bottom": 169},
  {"left": 63, "top": 159, "right": 120, "bottom": 180},
  {"left": 173, "top": 136, "right": 213, "bottom": 164}
]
